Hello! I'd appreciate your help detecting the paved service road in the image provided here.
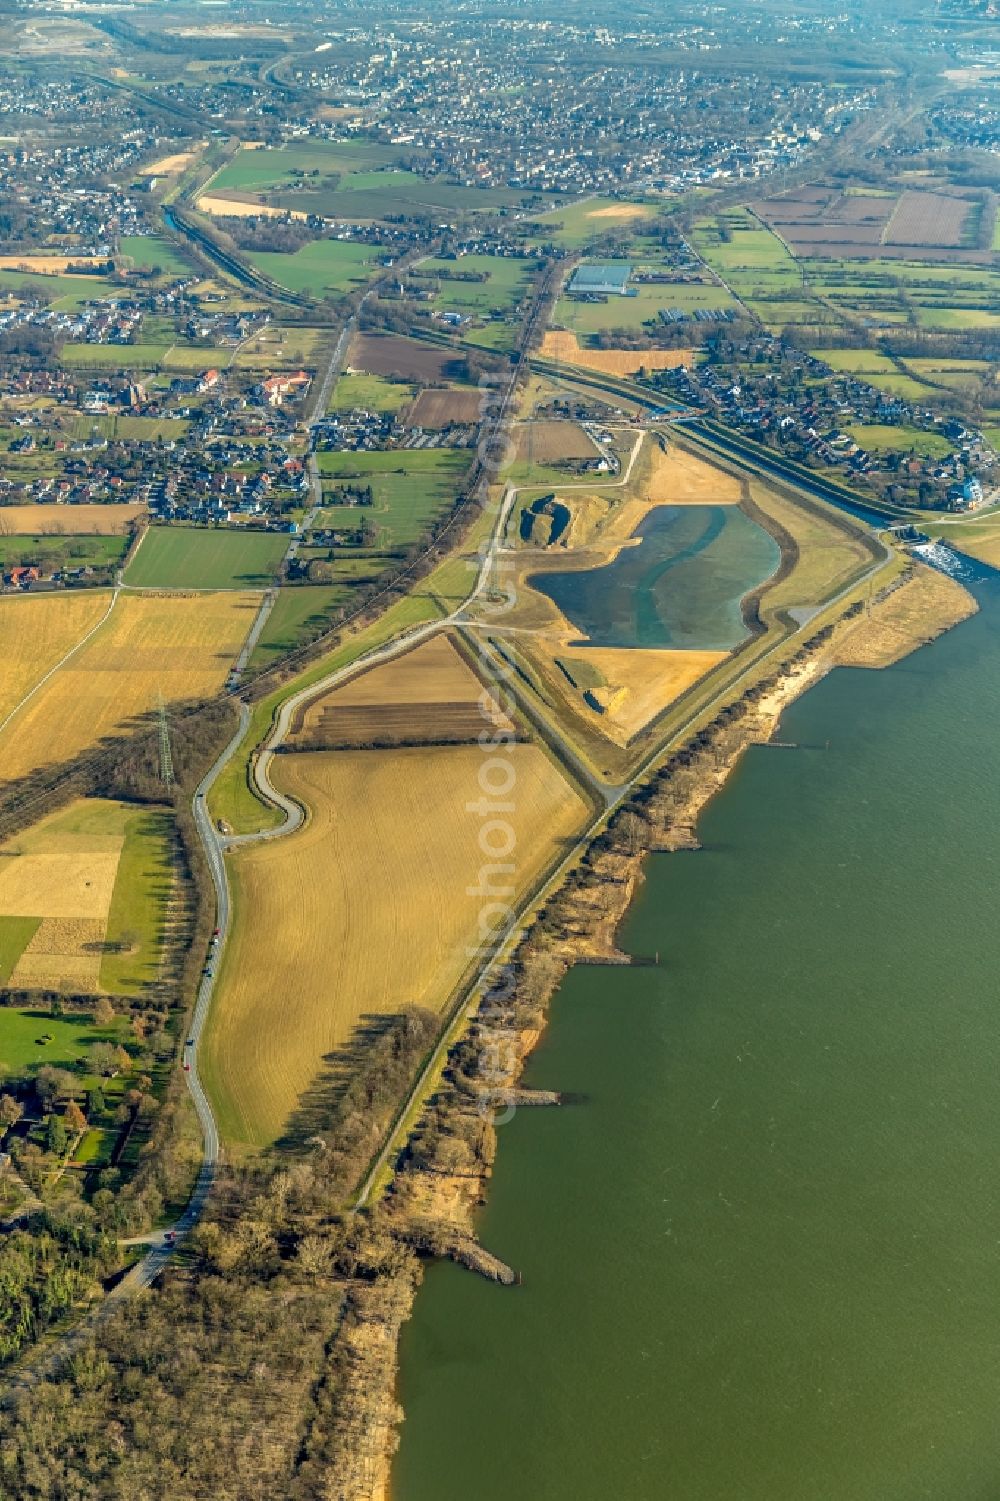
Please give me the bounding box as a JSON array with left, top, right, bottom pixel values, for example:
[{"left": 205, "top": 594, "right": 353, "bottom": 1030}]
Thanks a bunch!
[{"left": 115, "top": 703, "right": 248, "bottom": 1291}]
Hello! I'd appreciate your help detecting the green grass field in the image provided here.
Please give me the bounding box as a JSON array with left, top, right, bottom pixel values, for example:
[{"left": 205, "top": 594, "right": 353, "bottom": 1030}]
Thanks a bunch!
[
  {"left": 847, "top": 425, "right": 953, "bottom": 458},
  {"left": 207, "top": 499, "right": 500, "bottom": 837},
  {"left": 124, "top": 526, "right": 286, "bottom": 589},
  {"left": 0, "top": 534, "right": 126, "bottom": 572},
  {"left": 73, "top": 1126, "right": 115, "bottom": 1166},
  {"left": 860, "top": 371, "right": 939, "bottom": 400},
  {"left": 269, "top": 171, "right": 536, "bottom": 221},
  {"left": 915, "top": 306, "right": 1000, "bottom": 332},
  {"left": 554, "top": 279, "right": 736, "bottom": 337},
  {"left": 232, "top": 326, "right": 324, "bottom": 370},
  {"left": 0, "top": 918, "right": 42, "bottom": 984},
  {"left": 693, "top": 210, "right": 799, "bottom": 276},
  {"left": 62, "top": 343, "right": 171, "bottom": 369},
  {"left": 329, "top": 373, "right": 416, "bottom": 413},
  {"left": 209, "top": 588, "right": 449, "bottom": 836},
  {"left": 248, "top": 583, "right": 359, "bottom": 669},
  {"left": 212, "top": 147, "right": 543, "bottom": 221},
  {"left": 0, "top": 269, "right": 118, "bottom": 310},
  {"left": 532, "top": 197, "right": 665, "bottom": 247},
  {"left": 0, "top": 1007, "right": 128, "bottom": 1081},
  {"left": 119, "top": 234, "right": 194, "bottom": 277},
  {"left": 68, "top": 414, "right": 190, "bottom": 441},
  {"left": 704, "top": 228, "right": 794, "bottom": 273},
  {"left": 749, "top": 298, "right": 841, "bottom": 328},
  {"left": 812, "top": 349, "right": 900, "bottom": 374},
  {"left": 419, "top": 255, "right": 536, "bottom": 318},
  {"left": 209, "top": 141, "right": 403, "bottom": 192},
  {"left": 315, "top": 448, "right": 469, "bottom": 547},
  {"left": 901, "top": 359, "right": 991, "bottom": 393},
  {"left": 164, "top": 345, "right": 236, "bottom": 371},
  {"left": 100, "top": 805, "right": 174, "bottom": 995},
  {"left": 248, "top": 239, "right": 380, "bottom": 298},
  {"left": 0, "top": 798, "right": 174, "bottom": 999}
]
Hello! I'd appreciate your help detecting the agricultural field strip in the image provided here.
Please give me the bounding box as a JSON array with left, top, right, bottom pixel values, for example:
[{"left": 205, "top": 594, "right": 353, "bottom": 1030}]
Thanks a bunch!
[
  {"left": 0, "top": 592, "right": 261, "bottom": 785},
  {"left": 209, "top": 745, "right": 583, "bottom": 1147},
  {"left": 116, "top": 390, "right": 898, "bottom": 1275},
  {"left": 0, "top": 800, "right": 169, "bottom": 996},
  {"left": 0, "top": 586, "right": 119, "bottom": 741},
  {"left": 114, "top": 480, "right": 525, "bottom": 1281}
]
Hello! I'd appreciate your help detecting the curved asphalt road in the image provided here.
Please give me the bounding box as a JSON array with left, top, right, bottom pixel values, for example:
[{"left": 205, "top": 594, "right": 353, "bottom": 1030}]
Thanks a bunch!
[
  {"left": 116, "top": 481, "right": 520, "bottom": 1293},
  {"left": 118, "top": 704, "right": 248, "bottom": 1289}
]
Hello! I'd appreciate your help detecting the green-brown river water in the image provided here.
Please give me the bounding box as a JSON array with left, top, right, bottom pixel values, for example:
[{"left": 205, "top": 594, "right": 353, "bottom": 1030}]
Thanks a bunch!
[{"left": 394, "top": 563, "right": 1000, "bottom": 1501}]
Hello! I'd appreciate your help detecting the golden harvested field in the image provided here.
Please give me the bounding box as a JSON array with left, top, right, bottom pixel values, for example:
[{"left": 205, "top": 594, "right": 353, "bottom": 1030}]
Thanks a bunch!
[
  {"left": 937, "top": 516, "right": 1000, "bottom": 570},
  {"left": 567, "top": 646, "right": 728, "bottom": 740},
  {"left": 197, "top": 193, "right": 309, "bottom": 222},
  {"left": 832, "top": 564, "right": 976, "bottom": 668},
  {"left": 289, "top": 634, "right": 512, "bottom": 747},
  {"left": 0, "top": 591, "right": 258, "bottom": 782},
  {"left": 301, "top": 634, "right": 485, "bottom": 713},
  {"left": 609, "top": 438, "right": 741, "bottom": 538},
  {"left": 514, "top": 419, "right": 601, "bottom": 463},
  {"left": 0, "top": 591, "right": 111, "bottom": 732},
  {"left": 12, "top": 921, "right": 109, "bottom": 991},
  {"left": 0, "top": 849, "right": 120, "bottom": 920},
  {"left": 205, "top": 744, "right": 588, "bottom": 1148},
  {"left": 541, "top": 330, "right": 694, "bottom": 376},
  {"left": 642, "top": 442, "right": 743, "bottom": 505},
  {"left": 0, "top": 797, "right": 167, "bottom": 994},
  {"left": 746, "top": 479, "right": 878, "bottom": 613},
  {"left": 0, "top": 254, "right": 108, "bottom": 273},
  {"left": 0, "top": 503, "right": 146, "bottom": 535},
  {"left": 141, "top": 149, "right": 200, "bottom": 176}
]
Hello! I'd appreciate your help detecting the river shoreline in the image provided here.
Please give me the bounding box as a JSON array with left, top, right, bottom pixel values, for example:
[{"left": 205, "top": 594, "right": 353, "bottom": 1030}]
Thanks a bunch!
[{"left": 343, "top": 561, "right": 976, "bottom": 1501}]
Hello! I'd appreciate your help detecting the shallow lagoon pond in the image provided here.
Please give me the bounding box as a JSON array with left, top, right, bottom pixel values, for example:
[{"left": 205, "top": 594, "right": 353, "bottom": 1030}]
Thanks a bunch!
[{"left": 531, "top": 503, "right": 780, "bottom": 651}]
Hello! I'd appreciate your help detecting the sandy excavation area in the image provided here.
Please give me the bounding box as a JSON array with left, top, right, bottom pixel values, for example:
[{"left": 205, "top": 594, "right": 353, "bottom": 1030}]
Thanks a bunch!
[
  {"left": 197, "top": 194, "right": 309, "bottom": 222},
  {"left": 587, "top": 204, "right": 652, "bottom": 222},
  {"left": 140, "top": 147, "right": 202, "bottom": 176},
  {"left": 541, "top": 330, "right": 693, "bottom": 377},
  {"left": 0, "top": 254, "right": 109, "bottom": 273}
]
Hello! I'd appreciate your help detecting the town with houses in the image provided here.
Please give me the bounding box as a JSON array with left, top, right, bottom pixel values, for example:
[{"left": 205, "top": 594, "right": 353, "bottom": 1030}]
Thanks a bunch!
[{"left": 2, "top": 0, "right": 1000, "bottom": 1495}]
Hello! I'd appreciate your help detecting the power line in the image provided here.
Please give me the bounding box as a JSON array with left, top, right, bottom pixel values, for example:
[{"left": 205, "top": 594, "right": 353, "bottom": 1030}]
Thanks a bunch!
[{"left": 157, "top": 691, "right": 174, "bottom": 786}]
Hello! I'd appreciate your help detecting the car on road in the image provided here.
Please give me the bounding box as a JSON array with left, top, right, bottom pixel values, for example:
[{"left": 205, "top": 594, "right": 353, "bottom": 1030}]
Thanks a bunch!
[{"left": 183, "top": 1062, "right": 191, "bottom": 1072}]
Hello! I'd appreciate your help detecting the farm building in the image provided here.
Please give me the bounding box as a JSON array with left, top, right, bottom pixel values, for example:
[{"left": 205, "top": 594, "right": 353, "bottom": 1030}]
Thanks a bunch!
[{"left": 569, "top": 262, "right": 632, "bottom": 296}]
